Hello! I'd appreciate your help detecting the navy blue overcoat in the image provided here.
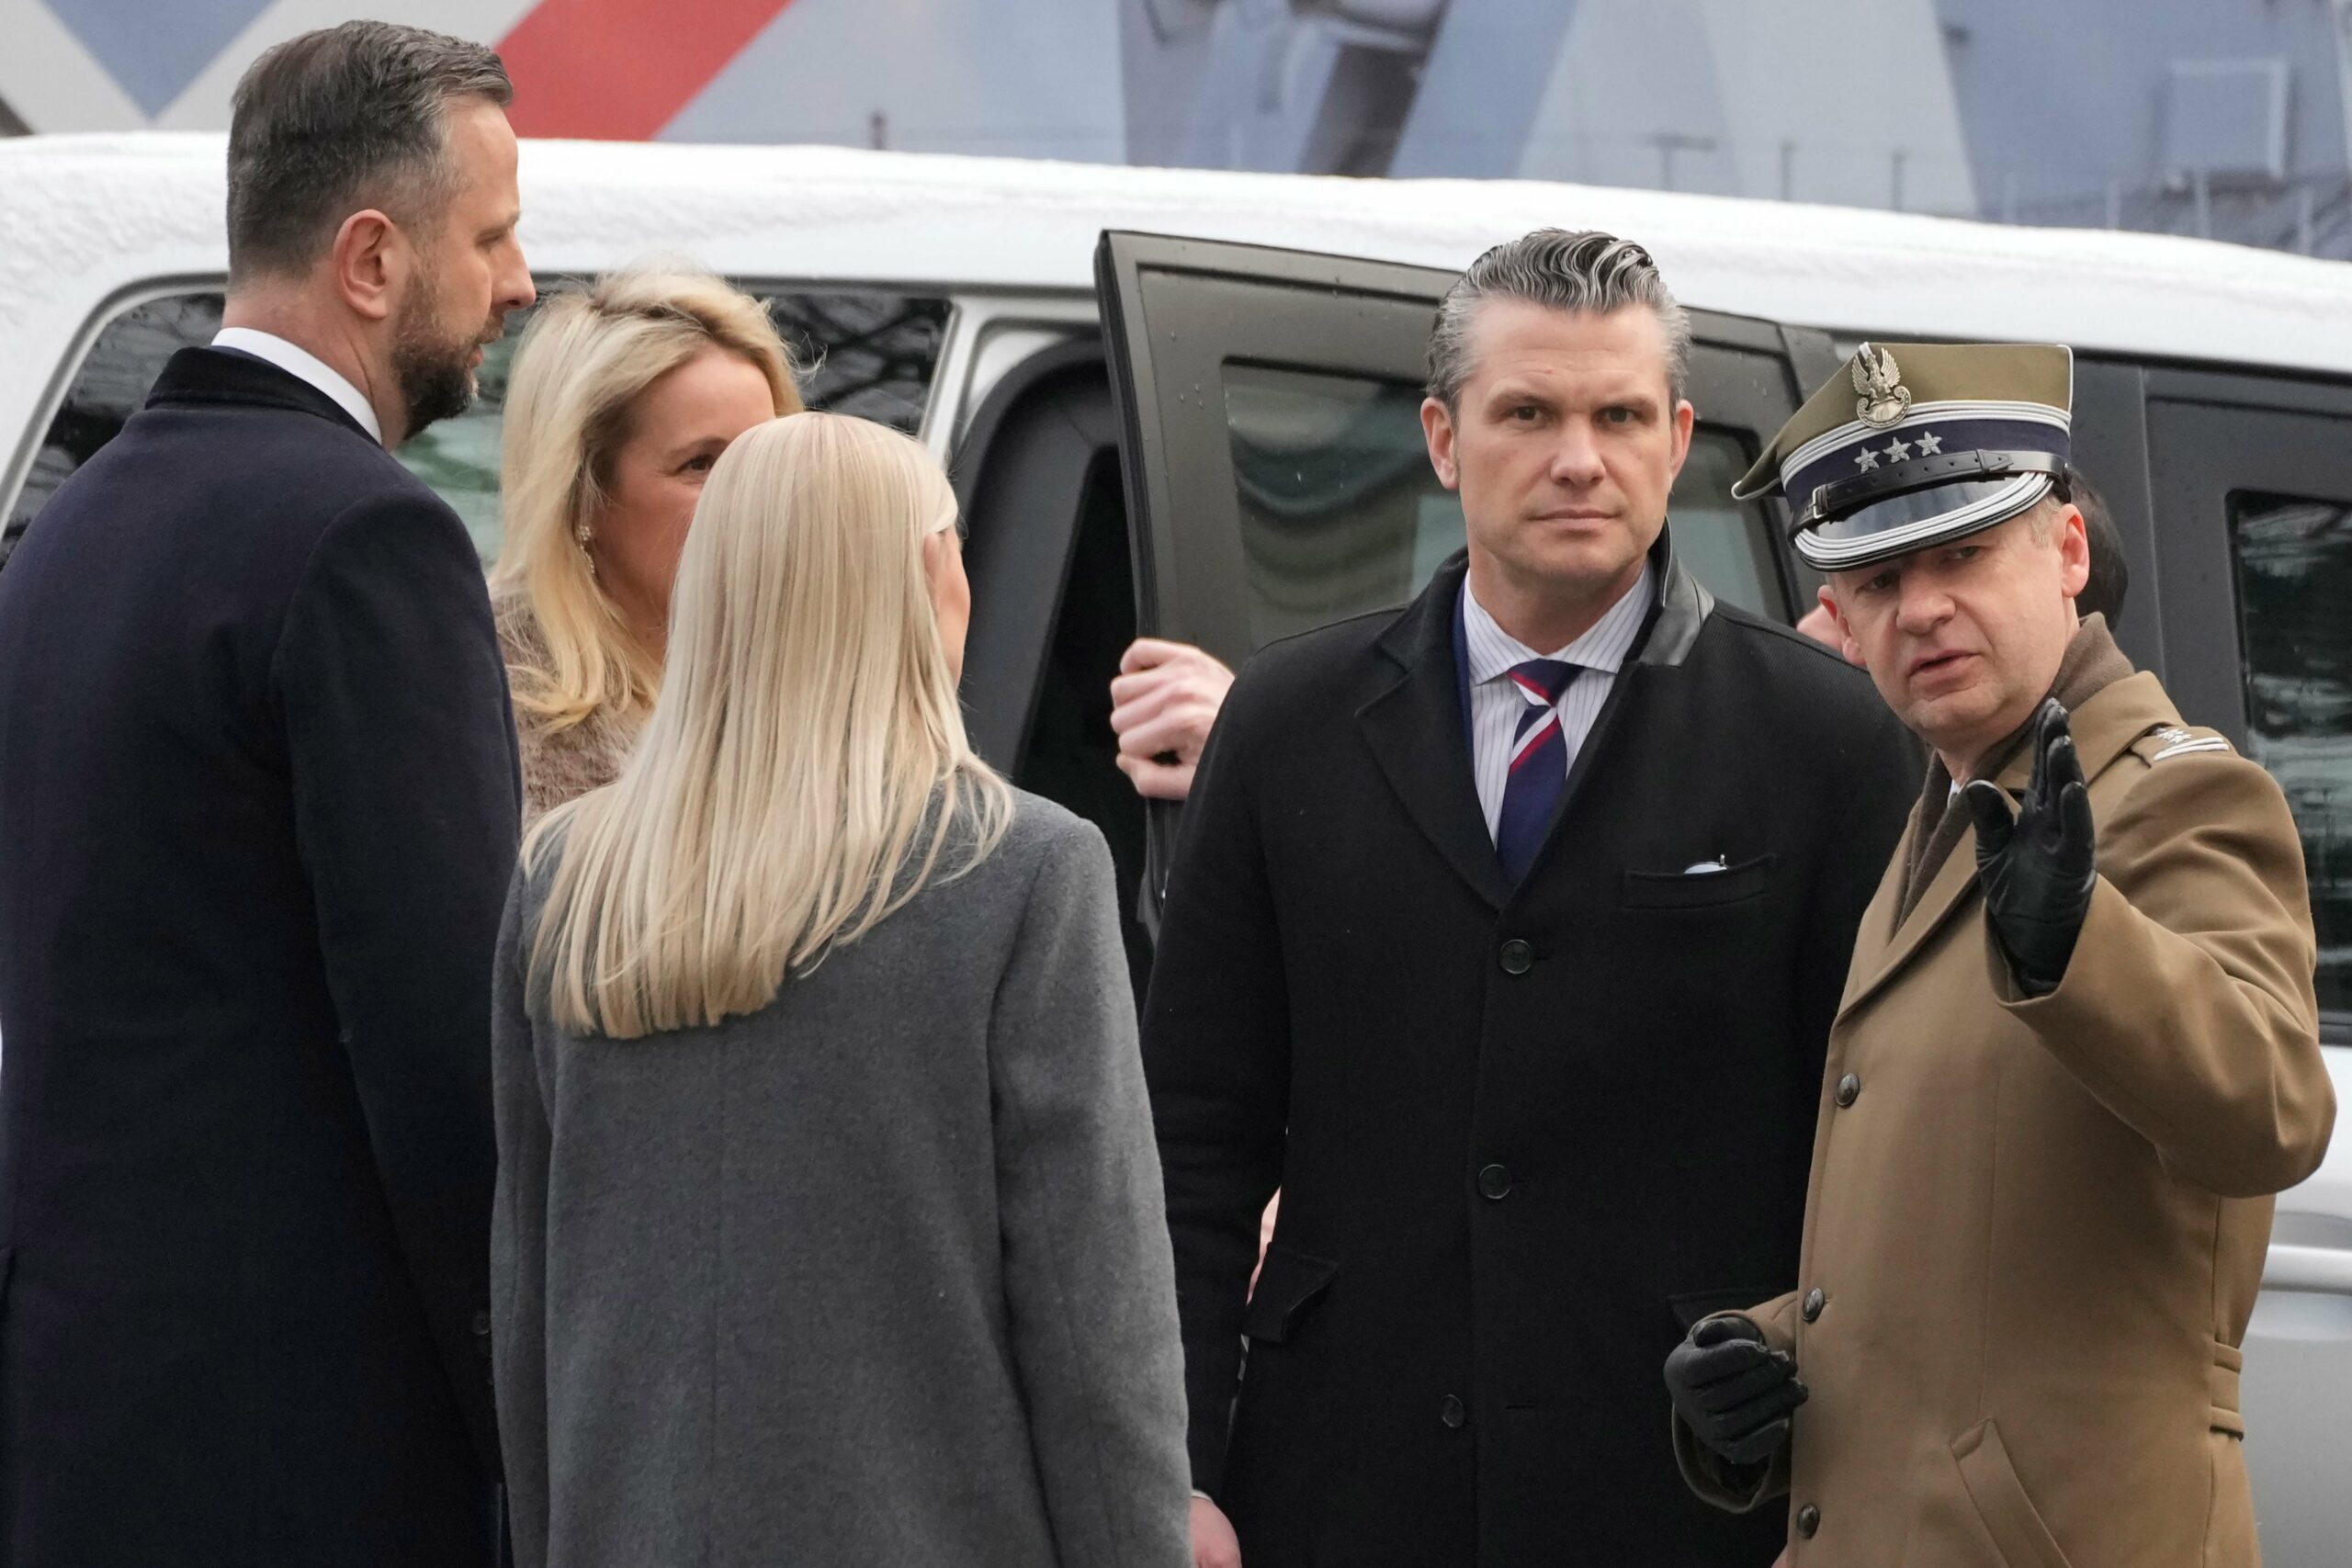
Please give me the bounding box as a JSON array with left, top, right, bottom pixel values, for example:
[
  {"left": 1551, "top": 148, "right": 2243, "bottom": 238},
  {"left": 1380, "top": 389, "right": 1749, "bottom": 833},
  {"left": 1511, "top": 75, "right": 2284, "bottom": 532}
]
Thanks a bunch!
[{"left": 0, "top": 347, "right": 518, "bottom": 1564}]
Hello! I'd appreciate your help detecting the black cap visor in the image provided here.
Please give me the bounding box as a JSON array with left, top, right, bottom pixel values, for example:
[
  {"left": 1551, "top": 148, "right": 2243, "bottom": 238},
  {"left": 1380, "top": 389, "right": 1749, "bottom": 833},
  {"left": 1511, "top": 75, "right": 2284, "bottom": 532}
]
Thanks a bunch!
[{"left": 1794, "top": 450, "right": 2064, "bottom": 572}]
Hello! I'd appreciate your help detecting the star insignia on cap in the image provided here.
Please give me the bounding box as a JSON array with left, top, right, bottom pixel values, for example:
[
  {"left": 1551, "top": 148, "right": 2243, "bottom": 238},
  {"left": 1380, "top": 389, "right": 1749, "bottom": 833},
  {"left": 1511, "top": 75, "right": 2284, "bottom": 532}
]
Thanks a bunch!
[
  {"left": 1916, "top": 432, "right": 1944, "bottom": 456},
  {"left": 1854, "top": 447, "right": 1882, "bottom": 471},
  {"left": 1883, "top": 437, "right": 1913, "bottom": 462}
]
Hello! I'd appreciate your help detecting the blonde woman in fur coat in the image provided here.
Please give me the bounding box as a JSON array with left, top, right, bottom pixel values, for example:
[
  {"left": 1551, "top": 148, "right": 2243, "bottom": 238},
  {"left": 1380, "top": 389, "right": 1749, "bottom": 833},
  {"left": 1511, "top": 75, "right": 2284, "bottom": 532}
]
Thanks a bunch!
[{"left": 491, "top": 268, "right": 804, "bottom": 825}]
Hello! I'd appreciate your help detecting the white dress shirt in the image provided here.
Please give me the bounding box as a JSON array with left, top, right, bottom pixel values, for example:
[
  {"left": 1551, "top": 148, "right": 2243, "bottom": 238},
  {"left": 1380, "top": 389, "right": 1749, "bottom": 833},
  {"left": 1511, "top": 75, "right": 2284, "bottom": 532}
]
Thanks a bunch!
[
  {"left": 1461, "top": 562, "right": 1655, "bottom": 840},
  {"left": 211, "top": 327, "right": 383, "bottom": 445}
]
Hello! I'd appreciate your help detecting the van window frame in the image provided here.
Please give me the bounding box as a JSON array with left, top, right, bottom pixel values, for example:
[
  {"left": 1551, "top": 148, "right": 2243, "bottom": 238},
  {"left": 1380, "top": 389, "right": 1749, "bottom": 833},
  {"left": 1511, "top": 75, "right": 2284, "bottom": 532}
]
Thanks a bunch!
[
  {"left": 1, "top": 276, "right": 224, "bottom": 545},
  {"left": 3, "top": 274, "right": 965, "bottom": 564}
]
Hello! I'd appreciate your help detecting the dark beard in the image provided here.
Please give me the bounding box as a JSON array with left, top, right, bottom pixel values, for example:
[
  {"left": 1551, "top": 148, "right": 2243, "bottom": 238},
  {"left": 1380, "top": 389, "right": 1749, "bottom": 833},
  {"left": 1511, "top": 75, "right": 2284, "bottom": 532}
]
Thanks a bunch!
[{"left": 390, "top": 286, "right": 480, "bottom": 441}]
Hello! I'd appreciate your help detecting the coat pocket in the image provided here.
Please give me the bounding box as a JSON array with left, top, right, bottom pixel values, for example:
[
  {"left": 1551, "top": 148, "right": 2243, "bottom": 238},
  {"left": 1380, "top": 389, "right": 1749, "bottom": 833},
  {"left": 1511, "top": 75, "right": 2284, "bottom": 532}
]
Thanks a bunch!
[
  {"left": 2202, "top": 1427, "right": 2256, "bottom": 1564},
  {"left": 1952, "top": 1419, "right": 2074, "bottom": 1568},
  {"left": 1620, "top": 853, "right": 1775, "bottom": 910},
  {"left": 1240, "top": 1245, "right": 1340, "bottom": 1345}
]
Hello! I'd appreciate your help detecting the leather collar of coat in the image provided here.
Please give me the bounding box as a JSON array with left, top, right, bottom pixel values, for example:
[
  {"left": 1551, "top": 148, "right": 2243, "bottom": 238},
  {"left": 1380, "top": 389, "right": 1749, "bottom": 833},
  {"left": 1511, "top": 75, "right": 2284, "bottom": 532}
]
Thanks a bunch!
[
  {"left": 1356, "top": 527, "right": 1717, "bottom": 909},
  {"left": 146, "top": 345, "right": 379, "bottom": 445},
  {"left": 1371, "top": 526, "right": 1714, "bottom": 679},
  {"left": 1839, "top": 668, "right": 2184, "bottom": 1021}
]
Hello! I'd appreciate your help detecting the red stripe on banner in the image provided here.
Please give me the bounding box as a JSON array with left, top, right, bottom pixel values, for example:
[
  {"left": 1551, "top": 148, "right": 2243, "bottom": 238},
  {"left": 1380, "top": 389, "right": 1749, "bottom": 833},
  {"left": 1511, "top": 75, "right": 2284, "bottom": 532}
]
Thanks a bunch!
[{"left": 496, "top": 0, "right": 797, "bottom": 141}]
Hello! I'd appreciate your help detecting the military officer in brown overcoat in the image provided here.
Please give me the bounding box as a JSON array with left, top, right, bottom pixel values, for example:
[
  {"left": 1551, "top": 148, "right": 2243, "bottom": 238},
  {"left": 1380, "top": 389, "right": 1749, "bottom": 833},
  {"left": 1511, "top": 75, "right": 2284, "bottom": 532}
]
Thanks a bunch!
[{"left": 1664, "top": 343, "right": 2336, "bottom": 1566}]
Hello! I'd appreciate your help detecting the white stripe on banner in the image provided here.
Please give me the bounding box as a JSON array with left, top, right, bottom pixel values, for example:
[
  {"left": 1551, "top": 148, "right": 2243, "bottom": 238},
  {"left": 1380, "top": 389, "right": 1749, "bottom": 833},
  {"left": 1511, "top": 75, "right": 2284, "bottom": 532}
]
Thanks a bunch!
[
  {"left": 154, "top": 0, "right": 542, "bottom": 130},
  {"left": 0, "top": 0, "right": 147, "bottom": 131}
]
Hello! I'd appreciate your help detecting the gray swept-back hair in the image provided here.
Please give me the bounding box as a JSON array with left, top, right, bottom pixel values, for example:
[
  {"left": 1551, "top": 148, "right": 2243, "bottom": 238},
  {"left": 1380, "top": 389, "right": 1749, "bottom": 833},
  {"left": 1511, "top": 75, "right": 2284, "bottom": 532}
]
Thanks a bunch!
[
  {"left": 227, "top": 21, "right": 512, "bottom": 281},
  {"left": 1427, "top": 229, "right": 1692, "bottom": 409}
]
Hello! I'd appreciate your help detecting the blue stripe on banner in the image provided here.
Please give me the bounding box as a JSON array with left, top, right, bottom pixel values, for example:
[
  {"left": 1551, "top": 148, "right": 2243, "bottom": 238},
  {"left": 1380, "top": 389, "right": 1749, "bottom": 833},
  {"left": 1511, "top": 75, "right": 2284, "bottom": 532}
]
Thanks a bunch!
[
  {"left": 41, "top": 0, "right": 277, "bottom": 116},
  {"left": 1786, "top": 417, "right": 2069, "bottom": 512}
]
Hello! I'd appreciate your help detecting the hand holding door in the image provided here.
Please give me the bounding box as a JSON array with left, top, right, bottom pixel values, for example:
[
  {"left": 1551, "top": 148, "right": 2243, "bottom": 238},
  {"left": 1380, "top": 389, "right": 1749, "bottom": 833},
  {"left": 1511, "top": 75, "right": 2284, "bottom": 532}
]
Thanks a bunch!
[
  {"left": 1962, "top": 699, "right": 2098, "bottom": 997},
  {"left": 1112, "top": 638, "right": 1235, "bottom": 802}
]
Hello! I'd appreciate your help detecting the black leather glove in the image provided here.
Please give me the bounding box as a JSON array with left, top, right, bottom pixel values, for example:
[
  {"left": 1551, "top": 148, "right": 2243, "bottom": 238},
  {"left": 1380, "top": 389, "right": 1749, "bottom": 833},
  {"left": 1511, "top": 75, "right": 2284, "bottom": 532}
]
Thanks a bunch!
[
  {"left": 1663, "top": 1314, "right": 1807, "bottom": 1467},
  {"left": 1962, "top": 698, "right": 2098, "bottom": 997}
]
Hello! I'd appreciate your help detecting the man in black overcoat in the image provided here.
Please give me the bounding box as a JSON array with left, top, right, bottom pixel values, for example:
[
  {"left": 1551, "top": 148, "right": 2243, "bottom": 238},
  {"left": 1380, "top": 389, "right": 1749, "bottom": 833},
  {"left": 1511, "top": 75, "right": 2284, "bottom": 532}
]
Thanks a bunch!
[
  {"left": 1147, "top": 231, "right": 1917, "bottom": 1568},
  {"left": 0, "top": 24, "right": 536, "bottom": 1565}
]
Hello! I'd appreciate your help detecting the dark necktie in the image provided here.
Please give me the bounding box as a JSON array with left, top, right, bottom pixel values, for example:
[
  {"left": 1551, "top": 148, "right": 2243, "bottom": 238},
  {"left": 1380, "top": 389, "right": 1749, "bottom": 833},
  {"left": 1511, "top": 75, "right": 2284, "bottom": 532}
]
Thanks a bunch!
[{"left": 1496, "top": 658, "right": 1579, "bottom": 884}]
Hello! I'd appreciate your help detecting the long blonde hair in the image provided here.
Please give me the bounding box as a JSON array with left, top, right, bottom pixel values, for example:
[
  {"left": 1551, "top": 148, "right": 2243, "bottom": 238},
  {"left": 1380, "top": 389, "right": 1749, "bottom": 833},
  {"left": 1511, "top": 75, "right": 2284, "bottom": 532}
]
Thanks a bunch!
[
  {"left": 492, "top": 266, "right": 804, "bottom": 732},
  {"left": 526, "top": 413, "right": 1012, "bottom": 1039}
]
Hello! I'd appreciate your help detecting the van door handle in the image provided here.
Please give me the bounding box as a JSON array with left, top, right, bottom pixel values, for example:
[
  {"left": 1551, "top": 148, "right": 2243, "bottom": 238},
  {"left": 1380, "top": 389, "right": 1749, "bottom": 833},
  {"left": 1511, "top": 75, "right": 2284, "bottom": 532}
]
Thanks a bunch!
[
  {"left": 1135, "top": 798, "right": 1180, "bottom": 946},
  {"left": 2262, "top": 1243, "right": 2352, "bottom": 1295}
]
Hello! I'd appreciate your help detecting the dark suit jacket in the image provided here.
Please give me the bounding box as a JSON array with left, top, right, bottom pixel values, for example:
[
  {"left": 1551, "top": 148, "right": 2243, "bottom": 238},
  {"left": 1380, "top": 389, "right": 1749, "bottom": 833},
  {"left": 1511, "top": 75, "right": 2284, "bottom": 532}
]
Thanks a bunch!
[
  {"left": 1142, "top": 540, "right": 1916, "bottom": 1568},
  {"left": 0, "top": 348, "right": 519, "bottom": 1565}
]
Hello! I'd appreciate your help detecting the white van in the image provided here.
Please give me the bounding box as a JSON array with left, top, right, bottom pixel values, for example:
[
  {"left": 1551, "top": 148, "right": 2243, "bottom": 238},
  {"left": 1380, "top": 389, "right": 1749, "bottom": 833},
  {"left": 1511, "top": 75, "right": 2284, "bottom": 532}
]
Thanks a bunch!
[{"left": 5, "top": 133, "right": 2350, "bottom": 1562}]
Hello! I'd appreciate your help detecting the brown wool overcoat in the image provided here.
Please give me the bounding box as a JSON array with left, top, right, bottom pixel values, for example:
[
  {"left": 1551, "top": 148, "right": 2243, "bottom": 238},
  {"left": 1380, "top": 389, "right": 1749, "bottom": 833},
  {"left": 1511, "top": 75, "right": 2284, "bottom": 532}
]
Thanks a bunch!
[{"left": 1678, "top": 671, "right": 2335, "bottom": 1567}]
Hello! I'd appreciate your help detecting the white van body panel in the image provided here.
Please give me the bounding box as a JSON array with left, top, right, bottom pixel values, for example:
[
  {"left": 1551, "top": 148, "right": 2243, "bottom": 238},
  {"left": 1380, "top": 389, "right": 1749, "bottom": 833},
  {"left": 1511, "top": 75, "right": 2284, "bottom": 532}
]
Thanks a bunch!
[{"left": 8, "top": 131, "right": 2352, "bottom": 491}]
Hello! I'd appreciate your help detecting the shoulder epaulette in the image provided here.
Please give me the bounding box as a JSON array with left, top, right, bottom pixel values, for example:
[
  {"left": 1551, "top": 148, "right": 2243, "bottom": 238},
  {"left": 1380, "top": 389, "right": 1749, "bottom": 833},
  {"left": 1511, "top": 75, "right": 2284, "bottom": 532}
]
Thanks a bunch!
[{"left": 2129, "top": 723, "right": 2233, "bottom": 764}]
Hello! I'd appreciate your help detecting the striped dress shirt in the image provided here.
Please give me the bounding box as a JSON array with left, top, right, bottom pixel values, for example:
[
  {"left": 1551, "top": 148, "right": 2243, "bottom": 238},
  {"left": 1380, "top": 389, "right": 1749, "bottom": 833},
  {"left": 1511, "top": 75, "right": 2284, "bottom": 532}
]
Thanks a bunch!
[{"left": 1460, "top": 562, "right": 1656, "bottom": 841}]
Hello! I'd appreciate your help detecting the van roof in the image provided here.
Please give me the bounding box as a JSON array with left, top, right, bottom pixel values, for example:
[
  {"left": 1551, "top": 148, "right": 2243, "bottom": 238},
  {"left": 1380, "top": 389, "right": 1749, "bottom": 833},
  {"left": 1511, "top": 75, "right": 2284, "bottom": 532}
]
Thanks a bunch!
[{"left": 5, "top": 131, "right": 2349, "bottom": 379}]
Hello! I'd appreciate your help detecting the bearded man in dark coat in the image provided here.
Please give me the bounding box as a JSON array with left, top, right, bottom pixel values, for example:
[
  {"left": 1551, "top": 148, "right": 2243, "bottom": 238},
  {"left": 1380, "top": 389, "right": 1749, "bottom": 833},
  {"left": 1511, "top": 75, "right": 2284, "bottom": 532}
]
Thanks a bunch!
[{"left": 0, "top": 23, "right": 536, "bottom": 1564}]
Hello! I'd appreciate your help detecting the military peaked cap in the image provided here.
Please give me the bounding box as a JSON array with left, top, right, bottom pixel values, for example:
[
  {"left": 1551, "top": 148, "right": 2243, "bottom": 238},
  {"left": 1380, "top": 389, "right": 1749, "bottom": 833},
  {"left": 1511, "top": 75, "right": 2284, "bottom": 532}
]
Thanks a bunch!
[{"left": 1736, "top": 341, "right": 2074, "bottom": 570}]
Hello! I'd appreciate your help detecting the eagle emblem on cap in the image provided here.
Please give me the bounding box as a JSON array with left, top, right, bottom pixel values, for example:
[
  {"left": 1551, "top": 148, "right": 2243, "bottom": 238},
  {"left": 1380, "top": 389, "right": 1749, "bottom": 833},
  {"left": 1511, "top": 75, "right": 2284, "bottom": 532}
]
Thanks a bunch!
[{"left": 1852, "top": 343, "right": 1912, "bottom": 429}]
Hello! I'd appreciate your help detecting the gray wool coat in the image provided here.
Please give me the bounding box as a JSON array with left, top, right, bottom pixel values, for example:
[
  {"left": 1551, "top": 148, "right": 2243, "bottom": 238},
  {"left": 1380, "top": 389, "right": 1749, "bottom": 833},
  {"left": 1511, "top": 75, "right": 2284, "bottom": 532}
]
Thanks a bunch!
[{"left": 490, "top": 793, "right": 1192, "bottom": 1568}]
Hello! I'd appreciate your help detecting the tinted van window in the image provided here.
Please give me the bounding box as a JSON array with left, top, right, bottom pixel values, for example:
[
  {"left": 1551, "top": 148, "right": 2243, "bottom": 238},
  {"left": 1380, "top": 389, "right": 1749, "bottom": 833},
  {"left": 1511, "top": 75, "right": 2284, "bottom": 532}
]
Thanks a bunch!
[
  {"left": 7, "top": 288, "right": 951, "bottom": 568},
  {"left": 6, "top": 292, "right": 226, "bottom": 564},
  {"left": 1219, "top": 362, "right": 1783, "bottom": 648},
  {"left": 2233, "top": 490, "right": 2352, "bottom": 1026}
]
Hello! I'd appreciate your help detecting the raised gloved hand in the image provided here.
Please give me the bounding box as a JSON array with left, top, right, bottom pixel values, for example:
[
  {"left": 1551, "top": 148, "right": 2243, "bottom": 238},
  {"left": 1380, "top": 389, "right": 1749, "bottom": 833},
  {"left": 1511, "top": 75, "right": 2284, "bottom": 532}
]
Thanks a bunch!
[
  {"left": 1962, "top": 698, "right": 2098, "bottom": 996},
  {"left": 1663, "top": 1314, "right": 1807, "bottom": 1467}
]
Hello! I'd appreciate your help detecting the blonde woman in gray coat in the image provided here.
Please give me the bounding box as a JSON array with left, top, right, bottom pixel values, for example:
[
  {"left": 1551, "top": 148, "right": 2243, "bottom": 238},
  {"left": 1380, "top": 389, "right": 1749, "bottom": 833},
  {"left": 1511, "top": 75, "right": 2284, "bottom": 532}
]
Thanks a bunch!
[{"left": 489, "top": 412, "right": 1190, "bottom": 1568}]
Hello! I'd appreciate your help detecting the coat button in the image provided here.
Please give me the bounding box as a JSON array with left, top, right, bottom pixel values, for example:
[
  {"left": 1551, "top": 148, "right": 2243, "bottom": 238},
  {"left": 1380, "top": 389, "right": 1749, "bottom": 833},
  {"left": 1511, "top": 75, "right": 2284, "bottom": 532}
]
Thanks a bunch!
[
  {"left": 1478, "top": 1163, "right": 1512, "bottom": 1200},
  {"left": 1796, "top": 1504, "right": 1821, "bottom": 1538},
  {"left": 1498, "top": 938, "right": 1533, "bottom": 976},
  {"left": 1836, "top": 1073, "right": 1861, "bottom": 1108},
  {"left": 1802, "top": 1288, "right": 1826, "bottom": 1323},
  {"left": 471, "top": 1309, "right": 492, "bottom": 1337},
  {"left": 1439, "top": 1394, "right": 1466, "bottom": 1428}
]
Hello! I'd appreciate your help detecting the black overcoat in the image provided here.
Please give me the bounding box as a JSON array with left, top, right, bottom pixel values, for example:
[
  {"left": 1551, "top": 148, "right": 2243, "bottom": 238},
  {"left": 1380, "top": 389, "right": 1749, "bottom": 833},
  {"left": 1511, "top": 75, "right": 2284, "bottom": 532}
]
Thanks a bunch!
[
  {"left": 1143, "top": 540, "right": 1916, "bottom": 1567},
  {"left": 0, "top": 348, "right": 519, "bottom": 1564}
]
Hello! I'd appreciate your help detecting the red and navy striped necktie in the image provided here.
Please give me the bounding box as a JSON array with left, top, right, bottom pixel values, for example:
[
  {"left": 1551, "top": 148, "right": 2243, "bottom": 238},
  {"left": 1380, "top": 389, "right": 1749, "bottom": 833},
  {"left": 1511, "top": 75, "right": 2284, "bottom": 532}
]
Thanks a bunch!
[{"left": 1496, "top": 658, "right": 1580, "bottom": 883}]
